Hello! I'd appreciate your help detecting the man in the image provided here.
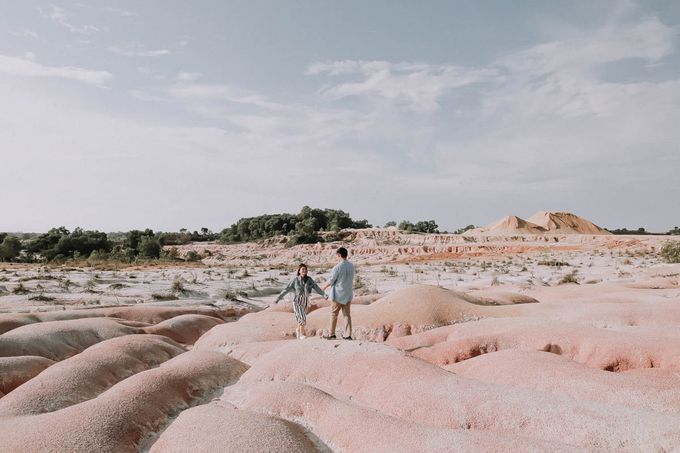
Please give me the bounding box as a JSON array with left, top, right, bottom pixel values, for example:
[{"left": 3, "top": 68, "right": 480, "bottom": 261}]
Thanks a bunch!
[{"left": 322, "top": 247, "right": 355, "bottom": 340}]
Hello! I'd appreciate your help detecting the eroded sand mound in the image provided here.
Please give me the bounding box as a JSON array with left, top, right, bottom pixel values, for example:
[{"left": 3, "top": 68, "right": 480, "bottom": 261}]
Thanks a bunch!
[
  {"left": 0, "top": 356, "right": 54, "bottom": 395},
  {"left": 463, "top": 211, "right": 610, "bottom": 236},
  {"left": 0, "top": 351, "right": 248, "bottom": 452},
  {"left": 0, "top": 334, "right": 184, "bottom": 416},
  {"left": 391, "top": 317, "right": 680, "bottom": 370},
  {"left": 0, "top": 318, "right": 142, "bottom": 361},
  {"left": 0, "top": 305, "right": 244, "bottom": 335},
  {"left": 150, "top": 401, "right": 321, "bottom": 453},
  {"left": 196, "top": 285, "right": 506, "bottom": 343},
  {"left": 447, "top": 349, "right": 680, "bottom": 414},
  {"left": 2, "top": 245, "right": 680, "bottom": 451},
  {"left": 222, "top": 340, "right": 680, "bottom": 451},
  {"left": 527, "top": 211, "right": 610, "bottom": 235},
  {"left": 465, "top": 215, "right": 547, "bottom": 236},
  {"left": 143, "top": 314, "right": 224, "bottom": 345}
]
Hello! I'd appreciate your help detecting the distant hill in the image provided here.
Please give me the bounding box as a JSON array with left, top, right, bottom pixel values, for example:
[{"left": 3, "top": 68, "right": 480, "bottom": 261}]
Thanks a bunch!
[{"left": 464, "top": 211, "right": 610, "bottom": 236}]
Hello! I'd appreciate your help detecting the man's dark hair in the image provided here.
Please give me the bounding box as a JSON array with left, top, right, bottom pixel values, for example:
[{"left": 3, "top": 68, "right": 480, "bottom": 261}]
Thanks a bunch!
[{"left": 336, "top": 247, "right": 348, "bottom": 258}]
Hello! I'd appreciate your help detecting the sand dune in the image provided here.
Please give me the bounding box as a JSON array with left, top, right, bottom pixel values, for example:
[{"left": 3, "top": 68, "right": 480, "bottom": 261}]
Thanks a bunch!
[{"left": 1, "top": 233, "right": 679, "bottom": 451}]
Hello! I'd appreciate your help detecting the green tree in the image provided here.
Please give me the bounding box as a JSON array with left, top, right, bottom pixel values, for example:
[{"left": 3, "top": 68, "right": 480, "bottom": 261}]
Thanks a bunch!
[
  {"left": 398, "top": 220, "right": 415, "bottom": 232},
  {"left": 138, "top": 236, "right": 161, "bottom": 259},
  {"left": 0, "top": 235, "right": 22, "bottom": 262}
]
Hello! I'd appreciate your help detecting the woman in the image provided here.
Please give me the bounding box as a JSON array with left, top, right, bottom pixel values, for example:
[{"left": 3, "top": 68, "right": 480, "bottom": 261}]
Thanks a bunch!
[{"left": 275, "top": 263, "right": 327, "bottom": 339}]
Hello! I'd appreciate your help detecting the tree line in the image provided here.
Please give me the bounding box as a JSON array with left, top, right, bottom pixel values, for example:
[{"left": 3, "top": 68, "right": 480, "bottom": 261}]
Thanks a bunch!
[
  {"left": 0, "top": 206, "right": 452, "bottom": 263},
  {"left": 0, "top": 227, "right": 216, "bottom": 263}
]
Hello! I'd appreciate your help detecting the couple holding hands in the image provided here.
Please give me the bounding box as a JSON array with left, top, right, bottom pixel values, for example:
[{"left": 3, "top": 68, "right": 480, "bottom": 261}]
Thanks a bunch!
[{"left": 274, "top": 247, "right": 354, "bottom": 340}]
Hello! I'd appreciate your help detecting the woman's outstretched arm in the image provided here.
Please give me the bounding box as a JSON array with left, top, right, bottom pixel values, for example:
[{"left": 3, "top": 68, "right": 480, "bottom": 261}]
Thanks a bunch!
[{"left": 274, "top": 278, "right": 295, "bottom": 303}]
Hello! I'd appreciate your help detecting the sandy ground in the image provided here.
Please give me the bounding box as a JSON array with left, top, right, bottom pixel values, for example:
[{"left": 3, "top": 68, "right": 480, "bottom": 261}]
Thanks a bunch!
[{"left": 1, "top": 231, "right": 679, "bottom": 451}]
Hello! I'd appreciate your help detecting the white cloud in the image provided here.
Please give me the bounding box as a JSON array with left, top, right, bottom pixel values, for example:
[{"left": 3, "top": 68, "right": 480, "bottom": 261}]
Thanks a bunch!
[
  {"left": 40, "top": 6, "right": 100, "bottom": 34},
  {"left": 104, "top": 7, "right": 137, "bottom": 17},
  {"left": 166, "top": 83, "right": 286, "bottom": 110},
  {"left": 177, "top": 72, "right": 203, "bottom": 81},
  {"left": 498, "top": 16, "right": 675, "bottom": 75},
  {"left": 8, "top": 29, "right": 39, "bottom": 39},
  {"left": 109, "top": 46, "right": 171, "bottom": 57},
  {"left": 0, "top": 54, "right": 112, "bottom": 86},
  {"left": 308, "top": 60, "right": 497, "bottom": 112}
]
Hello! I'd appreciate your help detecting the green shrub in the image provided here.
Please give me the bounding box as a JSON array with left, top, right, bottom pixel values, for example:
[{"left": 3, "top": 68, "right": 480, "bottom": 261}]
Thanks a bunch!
[
  {"left": 661, "top": 241, "right": 680, "bottom": 263},
  {"left": 185, "top": 250, "right": 201, "bottom": 262},
  {"left": 0, "top": 235, "right": 22, "bottom": 262},
  {"left": 559, "top": 270, "right": 579, "bottom": 284},
  {"left": 138, "top": 236, "right": 161, "bottom": 259}
]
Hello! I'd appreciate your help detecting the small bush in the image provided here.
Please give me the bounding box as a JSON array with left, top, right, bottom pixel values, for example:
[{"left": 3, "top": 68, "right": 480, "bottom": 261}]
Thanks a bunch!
[
  {"left": 661, "top": 241, "right": 680, "bottom": 263},
  {"left": 12, "top": 283, "right": 30, "bottom": 294},
  {"left": 151, "top": 292, "right": 178, "bottom": 301},
  {"left": 559, "top": 270, "right": 579, "bottom": 285},
  {"left": 185, "top": 251, "right": 201, "bottom": 262},
  {"left": 171, "top": 277, "right": 186, "bottom": 294},
  {"left": 108, "top": 283, "right": 128, "bottom": 290},
  {"left": 29, "top": 293, "right": 56, "bottom": 302},
  {"left": 538, "top": 260, "right": 570, "bottom": 267}
]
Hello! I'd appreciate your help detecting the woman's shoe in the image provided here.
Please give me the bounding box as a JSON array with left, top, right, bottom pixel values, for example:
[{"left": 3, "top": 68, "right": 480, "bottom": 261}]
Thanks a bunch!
[
  {"left": 295, "top": 331, "right": 300, "bottom": 340},
  {"left": 299, "top": 334, "right": 307, "bottom": 339},
  {"left": 323, "top": 335, "right": 336, "bottom": 340}
]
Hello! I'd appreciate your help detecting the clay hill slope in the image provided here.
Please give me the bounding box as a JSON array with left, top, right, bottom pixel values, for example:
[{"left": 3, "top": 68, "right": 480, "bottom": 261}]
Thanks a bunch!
[
  {"left": 465, "top": 211, "right": 609, "bottom": 236},
  {"left": 527, "top": 211, "right": 610, "bottom": 235},
  {"left": 464, "top": 215, "right": 546, "bottom": 236}
]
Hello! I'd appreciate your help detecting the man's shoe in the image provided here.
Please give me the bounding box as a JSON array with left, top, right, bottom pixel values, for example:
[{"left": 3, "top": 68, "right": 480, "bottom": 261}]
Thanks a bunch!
[
  {"left": 342, "top": 336, "right": 353, "bottom": 340},
  {"left": 323, "top": 335, "right": 336, "bottom": 340}
]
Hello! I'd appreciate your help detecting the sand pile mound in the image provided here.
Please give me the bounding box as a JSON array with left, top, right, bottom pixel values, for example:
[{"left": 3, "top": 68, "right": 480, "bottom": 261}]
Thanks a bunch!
[
  {"left": 229, "top": 340, "right": 680, "bottom": 450},
  {"left": 0, "top": 318, "right": 142, "bottom": 361},
  {"left": 462, "top": 211, "right": 609, "bottom": 236},
  {"left": 447, "top": 349, "right": 680, "bottom": 414},
  {"left": 464, "top": 215, "right": 547, "bottom": 236},
  {"left": 0, "top": 334, "right": 184, "bottom": 416},
  {"left": 527, "top": 211, "right": 610, "bottom": 235},
  {"left": 150, "top": 401, "right": 320, "bottom": 452},
  {"left": 392, "top": 317, "right": 680, "bottom": 370},
  {"left": 0, "top": 356, "right": 54, "bottom": 394},
  {"left": 0, "top": 351, "right": 248, "bottom": 452},
  {"left": 143, "top": 314, "right": 224, "bottom": 345}
]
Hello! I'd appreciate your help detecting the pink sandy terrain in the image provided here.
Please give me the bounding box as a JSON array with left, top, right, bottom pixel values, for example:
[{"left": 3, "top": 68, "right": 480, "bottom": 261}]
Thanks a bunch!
[{"left": 1, "top": 215, "right": 680, "bottom": 451}]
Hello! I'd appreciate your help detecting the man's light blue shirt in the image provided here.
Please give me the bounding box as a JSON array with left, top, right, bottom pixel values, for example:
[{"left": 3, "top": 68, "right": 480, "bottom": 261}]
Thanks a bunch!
[{"left": 328, "top": 259, "right": 355, "bottom": 304}]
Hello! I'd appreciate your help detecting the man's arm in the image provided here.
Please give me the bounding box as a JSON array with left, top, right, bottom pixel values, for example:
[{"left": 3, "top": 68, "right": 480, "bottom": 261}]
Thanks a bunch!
[{"left": 322, "top": 266, "right": 338, "bottom": 291}]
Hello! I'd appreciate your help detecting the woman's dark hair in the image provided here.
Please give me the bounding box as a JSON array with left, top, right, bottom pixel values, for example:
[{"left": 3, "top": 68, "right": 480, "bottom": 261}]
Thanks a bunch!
[
  {"left": 336, "top": 247, "right": 348, "bottom": 258},
  {"left": 297, "top": 263, "right": 308, "bottom": 276}
]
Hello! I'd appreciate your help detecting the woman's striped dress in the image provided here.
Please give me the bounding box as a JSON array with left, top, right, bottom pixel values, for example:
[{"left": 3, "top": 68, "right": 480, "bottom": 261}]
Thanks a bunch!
[{"left": 275, "top": 275, "right": 326, "bottom": 325}]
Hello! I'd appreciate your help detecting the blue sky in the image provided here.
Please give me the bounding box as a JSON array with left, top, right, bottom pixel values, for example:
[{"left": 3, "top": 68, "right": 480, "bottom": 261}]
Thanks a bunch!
[{"left": 1, "top": 1, "right": 679, "bottom": 232}]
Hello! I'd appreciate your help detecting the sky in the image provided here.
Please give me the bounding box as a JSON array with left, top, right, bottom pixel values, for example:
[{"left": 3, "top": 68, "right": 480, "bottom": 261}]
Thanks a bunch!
[{"left": 1, "top": 1, "right": 679, "bottom": 233}]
